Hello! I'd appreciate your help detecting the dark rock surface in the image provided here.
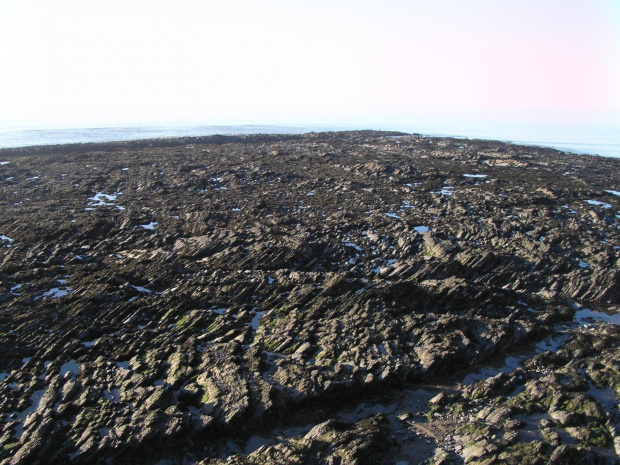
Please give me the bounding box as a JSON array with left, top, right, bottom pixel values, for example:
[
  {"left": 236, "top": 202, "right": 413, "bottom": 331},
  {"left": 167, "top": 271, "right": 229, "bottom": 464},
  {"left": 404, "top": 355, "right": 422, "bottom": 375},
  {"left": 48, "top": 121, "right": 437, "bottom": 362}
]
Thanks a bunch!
[
  {"left": 0, "top": 131, "right": 619, "bottom": 464},
  {"left": 427, "top": 323, "right": 620, "bottom": 464}
]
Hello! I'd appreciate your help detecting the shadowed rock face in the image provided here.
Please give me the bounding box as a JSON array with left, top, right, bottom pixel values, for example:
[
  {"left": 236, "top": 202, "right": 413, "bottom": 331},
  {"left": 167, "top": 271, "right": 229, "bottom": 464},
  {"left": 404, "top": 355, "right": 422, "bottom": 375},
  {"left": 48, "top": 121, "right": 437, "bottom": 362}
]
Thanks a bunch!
[
  {"left": 0, "top": 131, "right": 618, "bottom": 464},
  {"left": 426, "top": 324, "right": 620, "bottom": 465}
]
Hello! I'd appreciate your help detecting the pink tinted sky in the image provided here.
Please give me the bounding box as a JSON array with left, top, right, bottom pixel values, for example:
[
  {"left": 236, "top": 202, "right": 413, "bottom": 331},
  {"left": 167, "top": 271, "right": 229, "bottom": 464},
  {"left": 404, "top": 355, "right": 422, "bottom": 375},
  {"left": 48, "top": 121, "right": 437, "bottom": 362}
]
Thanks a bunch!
[{"left": 0, "top": 0, "right": 618, "bottom": 128}]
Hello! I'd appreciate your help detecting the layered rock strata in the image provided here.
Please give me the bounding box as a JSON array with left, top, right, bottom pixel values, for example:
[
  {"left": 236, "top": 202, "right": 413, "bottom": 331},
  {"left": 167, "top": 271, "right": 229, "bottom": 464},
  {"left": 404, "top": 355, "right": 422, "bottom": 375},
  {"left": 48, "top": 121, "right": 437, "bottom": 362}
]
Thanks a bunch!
[{"left": 0, "top": 131, "right": 618, "bottom": 464}]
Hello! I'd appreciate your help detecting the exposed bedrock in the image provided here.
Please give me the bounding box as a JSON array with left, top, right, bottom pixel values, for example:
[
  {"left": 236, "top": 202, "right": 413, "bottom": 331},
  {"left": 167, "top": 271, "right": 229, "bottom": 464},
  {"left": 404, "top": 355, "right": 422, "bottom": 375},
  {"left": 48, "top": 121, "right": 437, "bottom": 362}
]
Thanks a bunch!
[{"left": 0, "top": 131, "right": 618, "bottom": 464}]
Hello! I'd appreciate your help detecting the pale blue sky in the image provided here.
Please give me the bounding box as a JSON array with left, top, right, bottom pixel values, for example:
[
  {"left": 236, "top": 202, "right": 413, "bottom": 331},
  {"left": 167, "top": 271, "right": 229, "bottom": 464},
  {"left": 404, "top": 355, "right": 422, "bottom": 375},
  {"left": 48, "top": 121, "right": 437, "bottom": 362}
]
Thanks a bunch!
[{"left": 1, "top": 0, "right": 619, "bottom": 129}]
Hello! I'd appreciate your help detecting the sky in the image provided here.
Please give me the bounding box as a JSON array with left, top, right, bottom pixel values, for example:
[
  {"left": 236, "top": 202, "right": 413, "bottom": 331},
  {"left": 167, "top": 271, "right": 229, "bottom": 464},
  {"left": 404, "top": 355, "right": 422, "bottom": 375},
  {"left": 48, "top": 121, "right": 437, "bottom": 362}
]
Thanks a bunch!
[{"left": 1, "top": 0, "right": 619, "bottom": 130}]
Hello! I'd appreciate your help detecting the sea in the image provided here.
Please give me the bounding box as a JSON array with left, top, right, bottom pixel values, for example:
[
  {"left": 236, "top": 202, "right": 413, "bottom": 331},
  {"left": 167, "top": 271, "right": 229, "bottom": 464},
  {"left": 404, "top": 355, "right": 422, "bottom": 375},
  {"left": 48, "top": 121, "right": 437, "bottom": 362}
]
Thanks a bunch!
[{"left": 0, "top": 122, "right": 618, "bottom": 158}]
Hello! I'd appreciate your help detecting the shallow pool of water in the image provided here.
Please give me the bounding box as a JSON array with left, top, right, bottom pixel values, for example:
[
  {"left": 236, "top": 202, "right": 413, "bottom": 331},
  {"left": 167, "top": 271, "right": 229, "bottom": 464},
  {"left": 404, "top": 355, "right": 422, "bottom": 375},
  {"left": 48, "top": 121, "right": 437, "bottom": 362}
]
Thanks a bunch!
[{"left": 574, "top": 307, "right": 620, "bottom": 326}]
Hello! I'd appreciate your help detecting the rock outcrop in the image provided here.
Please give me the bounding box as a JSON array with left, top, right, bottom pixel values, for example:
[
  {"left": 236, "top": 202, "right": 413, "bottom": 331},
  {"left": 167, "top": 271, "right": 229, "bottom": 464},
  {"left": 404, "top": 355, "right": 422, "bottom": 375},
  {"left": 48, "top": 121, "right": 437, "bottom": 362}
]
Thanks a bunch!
[{"left": 0, "top": 131, "right": 618, "bottom": 464}]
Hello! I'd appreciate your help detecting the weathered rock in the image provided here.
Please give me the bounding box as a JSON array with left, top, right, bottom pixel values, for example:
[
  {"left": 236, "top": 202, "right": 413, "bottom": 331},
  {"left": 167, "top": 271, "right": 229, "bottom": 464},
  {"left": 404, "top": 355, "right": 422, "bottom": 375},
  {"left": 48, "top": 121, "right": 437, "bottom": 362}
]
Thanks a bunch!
[{"left": 0, "top": 131, "right": 619, "bottom": 464}]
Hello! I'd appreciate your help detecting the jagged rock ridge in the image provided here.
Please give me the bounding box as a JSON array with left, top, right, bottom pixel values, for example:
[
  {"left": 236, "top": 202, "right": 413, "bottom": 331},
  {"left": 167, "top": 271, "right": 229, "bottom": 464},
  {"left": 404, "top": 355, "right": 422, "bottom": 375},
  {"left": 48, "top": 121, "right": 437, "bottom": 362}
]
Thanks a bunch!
[{"left": 0, "top": 131, "right": 618, "bottom": 464}]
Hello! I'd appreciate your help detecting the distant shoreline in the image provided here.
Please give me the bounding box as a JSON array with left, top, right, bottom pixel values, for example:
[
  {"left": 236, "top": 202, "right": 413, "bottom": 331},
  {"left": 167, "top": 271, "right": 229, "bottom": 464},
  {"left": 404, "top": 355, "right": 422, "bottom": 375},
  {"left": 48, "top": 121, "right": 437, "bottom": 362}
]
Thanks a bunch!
[
  {"left": 0, "top": 130, "right": 610, "bottom": 161},
  {"left": 0, "top": 132, "right": 305, "bottom": 159}
]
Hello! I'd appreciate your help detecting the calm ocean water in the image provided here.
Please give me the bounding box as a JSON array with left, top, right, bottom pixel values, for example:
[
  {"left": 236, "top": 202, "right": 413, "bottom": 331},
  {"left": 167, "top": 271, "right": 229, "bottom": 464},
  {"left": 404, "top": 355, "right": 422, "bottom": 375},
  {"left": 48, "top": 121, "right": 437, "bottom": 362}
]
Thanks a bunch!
[{"left": 0, "top": 123, "right": 618, "bottom": 158}]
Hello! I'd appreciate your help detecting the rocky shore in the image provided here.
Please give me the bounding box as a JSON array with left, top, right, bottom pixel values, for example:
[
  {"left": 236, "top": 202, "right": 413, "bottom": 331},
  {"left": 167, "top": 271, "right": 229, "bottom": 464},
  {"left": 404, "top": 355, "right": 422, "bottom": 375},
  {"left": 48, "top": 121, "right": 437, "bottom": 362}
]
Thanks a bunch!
[{"left": 0, "top": 131, "right": 619, "bottom": 464}]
